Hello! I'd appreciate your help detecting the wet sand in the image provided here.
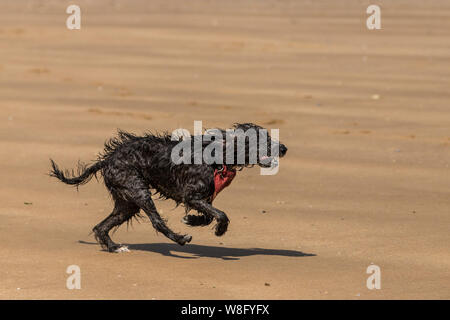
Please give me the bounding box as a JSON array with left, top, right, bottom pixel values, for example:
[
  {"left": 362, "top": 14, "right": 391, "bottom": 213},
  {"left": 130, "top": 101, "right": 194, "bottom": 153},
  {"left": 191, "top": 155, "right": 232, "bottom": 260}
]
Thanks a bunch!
[{"left": 0, "top": 0, "right": 449, "bottom": 299}]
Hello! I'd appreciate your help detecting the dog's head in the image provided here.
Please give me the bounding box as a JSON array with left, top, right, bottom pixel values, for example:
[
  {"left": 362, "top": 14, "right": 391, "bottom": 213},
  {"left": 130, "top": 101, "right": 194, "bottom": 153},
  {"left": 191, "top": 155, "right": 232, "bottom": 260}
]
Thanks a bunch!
[{"left": 220, "top": 123, "right": 287, "bottom": 169}]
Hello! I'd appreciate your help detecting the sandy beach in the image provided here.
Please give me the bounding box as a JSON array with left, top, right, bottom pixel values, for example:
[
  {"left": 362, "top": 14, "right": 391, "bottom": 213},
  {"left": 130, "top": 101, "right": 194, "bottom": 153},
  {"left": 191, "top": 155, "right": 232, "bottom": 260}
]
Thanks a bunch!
[{"left": 0, "top": 0, "right": 449, "bottom": 299}]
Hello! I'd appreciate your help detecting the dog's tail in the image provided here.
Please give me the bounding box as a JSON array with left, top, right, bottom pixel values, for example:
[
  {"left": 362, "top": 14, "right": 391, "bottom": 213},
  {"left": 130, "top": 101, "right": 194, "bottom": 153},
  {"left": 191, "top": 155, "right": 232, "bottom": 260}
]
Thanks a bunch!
[{"left": 49, "top": 159, "right": 104, "bottom": 187}]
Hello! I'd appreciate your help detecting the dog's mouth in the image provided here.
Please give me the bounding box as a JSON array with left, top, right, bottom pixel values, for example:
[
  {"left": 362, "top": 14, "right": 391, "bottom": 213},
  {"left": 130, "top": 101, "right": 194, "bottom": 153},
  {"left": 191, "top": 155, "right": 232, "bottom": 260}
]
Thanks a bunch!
[{"left": 259, "top": 156, "right": 278, "bottom": 168}]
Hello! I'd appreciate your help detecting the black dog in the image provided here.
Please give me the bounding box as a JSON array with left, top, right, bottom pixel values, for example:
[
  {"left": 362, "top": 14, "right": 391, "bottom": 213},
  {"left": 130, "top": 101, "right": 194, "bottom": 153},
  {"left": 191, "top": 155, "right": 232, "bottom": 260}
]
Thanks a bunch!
[{"left": 50, "top": 123, "right": 287, "bottom": 252}]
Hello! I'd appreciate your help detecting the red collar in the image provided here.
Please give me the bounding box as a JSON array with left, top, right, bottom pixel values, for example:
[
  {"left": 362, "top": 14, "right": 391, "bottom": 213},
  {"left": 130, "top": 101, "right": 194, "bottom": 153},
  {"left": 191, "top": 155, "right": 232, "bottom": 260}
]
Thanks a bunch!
[{"left": 211, "top": 165, "right": 236, "bottom": 201}]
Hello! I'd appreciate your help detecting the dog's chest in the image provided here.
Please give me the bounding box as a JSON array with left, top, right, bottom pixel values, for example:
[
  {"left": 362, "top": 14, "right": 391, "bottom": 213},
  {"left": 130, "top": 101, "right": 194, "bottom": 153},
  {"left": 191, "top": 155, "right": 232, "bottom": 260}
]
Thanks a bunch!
[{"left": 211, "top": 166, "right": 236, "bottom": 201}]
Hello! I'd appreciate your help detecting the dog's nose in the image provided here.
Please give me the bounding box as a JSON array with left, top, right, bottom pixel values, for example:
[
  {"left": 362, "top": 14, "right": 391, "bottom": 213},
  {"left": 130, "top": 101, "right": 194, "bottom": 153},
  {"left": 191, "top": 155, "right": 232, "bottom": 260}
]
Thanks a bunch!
[{"left": 279, "top": 144, "right": 288, "bottom": 156}]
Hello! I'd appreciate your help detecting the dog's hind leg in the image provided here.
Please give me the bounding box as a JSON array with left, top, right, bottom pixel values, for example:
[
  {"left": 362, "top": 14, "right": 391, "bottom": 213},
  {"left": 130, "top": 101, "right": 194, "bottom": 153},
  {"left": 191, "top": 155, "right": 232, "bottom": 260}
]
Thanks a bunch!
[
  {"left": 131, "top": 189, "right": 192, "bottom": 246},
  {"left": 93, "top": 199, "right": 139, "bottom": 252},
  {"left": 187, "top": 200, "right": 229, "bottom": 236}
]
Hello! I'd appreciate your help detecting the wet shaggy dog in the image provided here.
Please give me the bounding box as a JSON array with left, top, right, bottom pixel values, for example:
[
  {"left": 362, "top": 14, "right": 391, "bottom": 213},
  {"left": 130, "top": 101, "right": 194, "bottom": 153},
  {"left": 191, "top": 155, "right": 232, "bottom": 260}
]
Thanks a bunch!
[{"left": 50, "top": 123, "right": 287, "bottom": 252}]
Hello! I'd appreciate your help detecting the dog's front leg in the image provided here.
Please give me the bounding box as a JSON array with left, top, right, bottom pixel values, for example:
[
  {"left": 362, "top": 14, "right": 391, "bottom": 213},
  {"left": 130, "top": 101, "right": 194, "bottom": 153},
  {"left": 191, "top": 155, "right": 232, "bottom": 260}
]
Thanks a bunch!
[{"left": 188, "top": 200, "right": 229, "bottom": 236}]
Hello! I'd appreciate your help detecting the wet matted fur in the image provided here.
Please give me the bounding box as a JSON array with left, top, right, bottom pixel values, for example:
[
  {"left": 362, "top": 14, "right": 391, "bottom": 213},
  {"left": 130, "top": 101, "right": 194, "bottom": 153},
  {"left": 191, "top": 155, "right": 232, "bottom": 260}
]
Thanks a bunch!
[{"left": 49, "top": 123, "right": 288, "bottom": 252}]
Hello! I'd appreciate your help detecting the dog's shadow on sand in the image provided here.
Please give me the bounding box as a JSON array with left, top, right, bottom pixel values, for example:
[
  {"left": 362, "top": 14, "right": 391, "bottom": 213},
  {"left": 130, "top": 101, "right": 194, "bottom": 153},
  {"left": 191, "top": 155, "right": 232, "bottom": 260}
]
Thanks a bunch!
[{"left": 79, "top": 241, "right": 315, "bottom": 260}]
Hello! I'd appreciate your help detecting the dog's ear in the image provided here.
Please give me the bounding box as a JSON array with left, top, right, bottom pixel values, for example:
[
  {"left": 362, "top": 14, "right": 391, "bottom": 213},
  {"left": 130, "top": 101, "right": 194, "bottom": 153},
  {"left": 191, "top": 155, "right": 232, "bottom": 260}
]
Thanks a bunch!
[{"left": 232, "top": 123, "right": 263, "bottom": 132}]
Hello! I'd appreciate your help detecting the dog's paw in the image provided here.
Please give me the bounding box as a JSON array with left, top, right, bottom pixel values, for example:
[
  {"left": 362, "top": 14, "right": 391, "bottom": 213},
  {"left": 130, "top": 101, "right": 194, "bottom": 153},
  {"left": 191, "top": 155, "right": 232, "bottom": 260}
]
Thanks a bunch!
[
  {"left": 114, "top": 245, "right": 130, "bottom": 253},
  {"left": 177, "top": 234, "right": 192, "bottom": 246},
  {"left": 214, "top": 222, "right": 228, "bottom": 236}
]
